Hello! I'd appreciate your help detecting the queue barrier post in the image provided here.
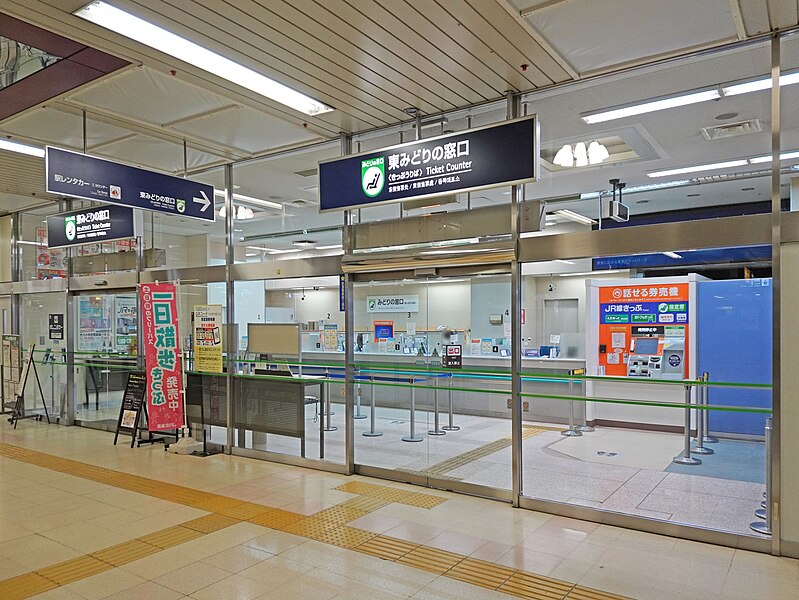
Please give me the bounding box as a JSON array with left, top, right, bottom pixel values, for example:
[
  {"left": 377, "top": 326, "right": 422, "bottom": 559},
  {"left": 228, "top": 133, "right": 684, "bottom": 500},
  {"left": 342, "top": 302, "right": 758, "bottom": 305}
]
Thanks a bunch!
[
  {"left": 402, "top": 377, "right": 423, "bottom": 442},
  {"left": 750, "top": 417, "right": 773, "bottom": 536},
  {"left": 673, "top": 382, "right": 701, "bottom": 465},
  {"left": 428, "top": 375, "right": 445, "bottom": 436},
  {"left": 362, "top": 375, "right": 383, "bottom": 437},
  {"left": 441, "top": 374, "right": 459, "bottom": 431},
  {"left": 561, "top": 372, "right": 582, "bottom": 437},
  {"left": 692, "top": 372, "right": 714, "bottom": 455}
]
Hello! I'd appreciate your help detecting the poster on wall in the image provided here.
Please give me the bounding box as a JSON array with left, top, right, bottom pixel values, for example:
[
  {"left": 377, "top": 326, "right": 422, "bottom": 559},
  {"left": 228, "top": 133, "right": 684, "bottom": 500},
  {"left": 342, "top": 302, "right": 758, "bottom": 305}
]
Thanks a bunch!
[
  {"left": 598, "top": 283, "right": 689, "bottom": 377},
  {"left": 323, "top": 324, "right": 338, "bottom": 352},
  {"left": 193, "top": 304, "right": 222, "bottom": 373},
  {"left": 36, "top": 227, "right": 68, "bottom": 280},
  {"left": 114, "top": 296, "right": 137, "bottom": 352},
  {"left": 141, "top": 282, "right": 184, "bottom": 431},
  {"left": 78, "top": 296, "right": 113, "bottom": 351}
]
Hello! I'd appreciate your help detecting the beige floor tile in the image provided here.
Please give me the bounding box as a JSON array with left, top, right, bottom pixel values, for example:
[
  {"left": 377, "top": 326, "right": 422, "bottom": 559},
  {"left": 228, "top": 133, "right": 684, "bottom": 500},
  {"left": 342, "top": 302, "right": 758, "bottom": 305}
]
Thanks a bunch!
[
  {"left": 28, "top": 586, "right": 86, "bottom": 599},
  {"left": 243, "top": 530, "right": 306, "bottom": 555},
  {"left": 238, "top": 554, "right": 308, "bottom": 586},
  {"left": 65, "top": 568, "right": 147, "bottom": 600},
  {"left": 411, "top": 575, "right": 510, "bottom": 599},
  {"left": 103, "top": 581, "right": 184, "bottom": 600},
  {"left": 40, "top": 523, "right": 131, "bottom": 554},
  {"left": 200, "top": 544, "right": 273, "bottom": 573},
  {"left": 188, "top": 574, "right": 271, "bottom": 600},
  {"left": 154, "top": 562, "right": 231, "bottom": 595}
]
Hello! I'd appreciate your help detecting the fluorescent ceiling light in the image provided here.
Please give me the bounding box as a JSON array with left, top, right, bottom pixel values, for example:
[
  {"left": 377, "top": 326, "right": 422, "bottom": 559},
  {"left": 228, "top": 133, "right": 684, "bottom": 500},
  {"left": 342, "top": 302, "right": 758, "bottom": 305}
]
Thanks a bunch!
[
  {"left": 662, "top": 252, "right": 682, "bottom": 259},
  {"left": 749, "top": 150, "right": 799, "bottom": 164},
  {"left": 0, "top": 139, "right": 45, "bottom": 158},
  {"left": 267, "top": 248, "right": 302, "bottom": 254},
  {"left": 582, "top": 90, "right": 719, "bottom": 124},
  {"left": 647, "top": 160, "right": 747, "bottom": 178},
  {"left": 722, "top": 72, "right": 799, "bottom": 96},
  {"left": 316, "top": 244, "right": 343, "bottom": 250},
  {"left": 245, "top": 252, "right": 258, "bottom": 257},
  {"left": 75, "top": 1, "right": 333, "bottom": 116},
  {"left": 555, "top": 259, "right": 575, "bottom": 265},
  {"left": 559, "top": 269, "right": 623, "bottom": 277},
  {"left": 553, "top": 209, "right": 596, "bottom": 225},
  {"left": 214, "top": 189, "right": 282, "bottom": 210},
  {"left": 580, "top": 179, "right": 691, "bottom": 199}
]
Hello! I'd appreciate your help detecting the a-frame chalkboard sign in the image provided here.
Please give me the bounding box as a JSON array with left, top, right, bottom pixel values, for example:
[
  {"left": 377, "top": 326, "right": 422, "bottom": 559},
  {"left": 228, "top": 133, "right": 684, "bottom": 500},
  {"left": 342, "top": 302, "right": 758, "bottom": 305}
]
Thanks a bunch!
[{"left": 113, "top": 371, "right": 147, "bottom": 447}]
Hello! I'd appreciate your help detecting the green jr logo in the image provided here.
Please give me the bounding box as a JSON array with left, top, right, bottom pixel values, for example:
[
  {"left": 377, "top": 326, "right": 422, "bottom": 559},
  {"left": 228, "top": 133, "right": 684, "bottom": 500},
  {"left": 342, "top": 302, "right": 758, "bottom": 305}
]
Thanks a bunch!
[
  {"left": 361, "top": 157, "right": 385, "bottom": 197},
  {"left": 176, "top": 199, "right": 186, "bottom": 213},
  {"left": 64, "top": 216, "right": 76, "bottom": 242}
]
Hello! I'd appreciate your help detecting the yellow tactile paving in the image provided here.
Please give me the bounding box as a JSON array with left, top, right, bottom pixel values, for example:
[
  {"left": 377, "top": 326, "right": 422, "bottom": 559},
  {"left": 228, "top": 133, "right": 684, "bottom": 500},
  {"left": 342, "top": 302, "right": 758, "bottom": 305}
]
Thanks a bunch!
[
  {"left": 90, "top": 540, "right": 162, "bottom": 566},
  {"left": 0, "top": 572, "right": 59, "bottom": 600},
  {"left": 499, "top": 571, "right": 574, "bottom": 600},
  {"left": 181, "top": 513, "right": 241, "bottom": 534},
  {"left": 397, "top": 545, "right": 465, "bottom": 574},
  {"left": 448, "top": 557, "right": 516, "bottom": 589},
  {"left": 247, "top": 507, "right": 305, "bottom": 529},
  {"left": 354, "top": 534, "right": 419, "bottom": 561},
  {"left": 37, "top": 556, "right": 112, "bottom": 585},
  {"left": 308, "top": 525, "right": 376, "bottom": 549},
  {"left": 566, "top": 586, "right": 631, "bottom": 600},
  {"left": 138, "top": 525, "right": 204, "bottom": 549},
  {"left": 0, "top": 440, "right": 633, "bottom": 600}
]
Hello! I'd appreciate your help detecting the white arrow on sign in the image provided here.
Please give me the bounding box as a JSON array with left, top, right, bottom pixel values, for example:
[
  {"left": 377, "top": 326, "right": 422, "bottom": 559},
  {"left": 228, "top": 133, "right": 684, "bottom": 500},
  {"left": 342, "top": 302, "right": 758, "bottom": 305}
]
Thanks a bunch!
[{"left": 192, "top": 190, "right": 211, "bottom": 212}]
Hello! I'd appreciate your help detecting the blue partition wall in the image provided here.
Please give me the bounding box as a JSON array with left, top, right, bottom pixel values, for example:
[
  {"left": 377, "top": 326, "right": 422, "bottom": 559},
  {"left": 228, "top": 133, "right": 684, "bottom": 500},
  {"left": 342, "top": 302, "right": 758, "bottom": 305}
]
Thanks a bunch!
[{"left": 696, "top": 278, "right": 772, "bottom": 436}]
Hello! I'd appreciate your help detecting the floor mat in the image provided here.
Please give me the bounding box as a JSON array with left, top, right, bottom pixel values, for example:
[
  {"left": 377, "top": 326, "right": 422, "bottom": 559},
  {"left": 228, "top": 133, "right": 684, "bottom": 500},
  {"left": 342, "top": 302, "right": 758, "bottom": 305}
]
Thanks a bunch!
[
  {"left": 666, "top": 439, "right": 765, "bottom": 483},
  {"left": 548, "top": 429, "right": 684, "bottom": 471}
]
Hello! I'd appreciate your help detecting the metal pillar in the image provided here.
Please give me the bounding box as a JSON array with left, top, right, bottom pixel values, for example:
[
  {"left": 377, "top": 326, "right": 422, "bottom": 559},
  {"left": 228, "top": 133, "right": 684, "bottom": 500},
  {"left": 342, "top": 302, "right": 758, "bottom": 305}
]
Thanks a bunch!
[
  {"left": 693, "top": 372, "right": 713, "bottom": 455},
  {"left": 224, "top": 164, "right": 235, "bottom": 453},
  {"left": 768, "top": 33, "right": 782, "bottom": 556},
  {"left": 508, "top": 91, "right": 523, "bottom": 507},
  {"left": 342, "top": 132, "right": 355, "bottom": 474}
]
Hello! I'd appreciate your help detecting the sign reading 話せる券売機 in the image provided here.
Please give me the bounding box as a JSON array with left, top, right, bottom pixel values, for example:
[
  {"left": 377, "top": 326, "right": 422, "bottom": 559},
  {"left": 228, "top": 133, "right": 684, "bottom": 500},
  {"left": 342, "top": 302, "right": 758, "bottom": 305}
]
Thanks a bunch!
[
  {"left": 318, "top": 116, "right": 538, "bottom": 212},
  {"left": 46, "top": 204, "right": 142, "bottom": 249},
  {"left": 46, "top": 147, "right": 215, "bottom": 222}
]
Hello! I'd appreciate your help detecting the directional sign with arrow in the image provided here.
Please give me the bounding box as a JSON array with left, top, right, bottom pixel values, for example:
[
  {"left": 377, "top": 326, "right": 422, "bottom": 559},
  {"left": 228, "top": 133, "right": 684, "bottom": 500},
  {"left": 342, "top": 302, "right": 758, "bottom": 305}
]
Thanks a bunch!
[{"left": 46, "top": 147, "right": 216, "bottom": 222}]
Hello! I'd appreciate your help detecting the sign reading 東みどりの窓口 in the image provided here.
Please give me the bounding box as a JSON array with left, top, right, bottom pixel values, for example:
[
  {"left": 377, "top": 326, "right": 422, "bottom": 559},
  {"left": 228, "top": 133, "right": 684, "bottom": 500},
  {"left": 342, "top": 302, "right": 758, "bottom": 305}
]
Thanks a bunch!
[
  {"left": 46, "top": 204, "right": 141, "bottom": 249},
  {"left": 46, "top": 147, "right": 215, "bottom": 221},
  {"left": 318, "top": 116, "right": 538, "bottom": 211}
]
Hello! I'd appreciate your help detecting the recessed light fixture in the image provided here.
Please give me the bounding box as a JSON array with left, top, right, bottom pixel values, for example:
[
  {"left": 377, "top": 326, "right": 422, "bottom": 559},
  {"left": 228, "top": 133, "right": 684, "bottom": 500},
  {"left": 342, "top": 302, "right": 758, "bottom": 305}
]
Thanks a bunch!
[
  {"left": 748, "top": 150, "right": 799, "bottom": 164},
  {"left": 553, "top": 141, "right": 609, "bottom": 167},
  {"left": 686, "top": 193, "right": 700, "bottom": 197},
  {"left": 741, "top": 187, "right": 755, "bottom": 191},
  {"left": 715, "top": 112, "right": 739, "bottom": 120},
  {"left": 636, "top": 200, "right": 650, "bottom": 204},
  {"left": 647, "top": 160, "right": 748, "bottom": 178},
  {"left": 75, "top": 1, "right": 333, "bottom": 116},
  {"left": 214, "top": 190, "right": 282, "bottom": 210},
  {"left": 0, "top": 139, "right": 45, "bottom": 157},
  {"left": 552, "top": 209, "right": 596, "bottom": 225}
]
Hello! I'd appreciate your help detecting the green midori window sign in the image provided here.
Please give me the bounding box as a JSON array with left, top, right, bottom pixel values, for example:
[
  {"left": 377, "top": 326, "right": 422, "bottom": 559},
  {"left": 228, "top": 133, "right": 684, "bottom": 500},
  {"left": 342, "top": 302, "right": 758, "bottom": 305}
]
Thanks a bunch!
[{"left": 361, "top": 157, "right": 385, "bottom": 197}]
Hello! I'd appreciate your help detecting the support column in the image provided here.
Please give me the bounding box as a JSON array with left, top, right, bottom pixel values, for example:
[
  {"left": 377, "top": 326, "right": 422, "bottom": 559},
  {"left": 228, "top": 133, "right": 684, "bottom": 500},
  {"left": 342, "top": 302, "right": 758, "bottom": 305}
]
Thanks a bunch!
[
  {"left": 342, "top": 132, "right": 355, "bottom": 474},
  {"left": 224, "top": 164, "right": 235, "bottom": 453},
  {"left": 508, "top": 91, "right": 523, "bottom": 507}
]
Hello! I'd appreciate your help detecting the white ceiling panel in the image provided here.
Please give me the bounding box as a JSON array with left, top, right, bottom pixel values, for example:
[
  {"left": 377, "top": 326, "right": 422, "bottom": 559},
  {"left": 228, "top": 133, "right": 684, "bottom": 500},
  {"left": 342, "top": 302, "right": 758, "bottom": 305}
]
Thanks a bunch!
[
  {"left": 67, "top": 66, "right": 232, "bottom": 126},
  {"left": 522, "top": 0, "right": 738, "bottom": 74},
  {"left": 0, "top": 107, "right": 131, "bottom": 151},
  {"left": 91, "top": 135, "right": 224, "bottom": 175},
  {"left": 169, "top": 105, "right": 319, "bottom": 155}
]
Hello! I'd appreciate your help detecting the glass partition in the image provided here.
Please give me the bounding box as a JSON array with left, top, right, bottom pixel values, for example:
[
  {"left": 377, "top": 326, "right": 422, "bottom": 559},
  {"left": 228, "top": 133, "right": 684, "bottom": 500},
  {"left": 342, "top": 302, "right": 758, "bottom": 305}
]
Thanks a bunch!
[{"left": 519, "top": 254, "right": 772, "bottom": 537}]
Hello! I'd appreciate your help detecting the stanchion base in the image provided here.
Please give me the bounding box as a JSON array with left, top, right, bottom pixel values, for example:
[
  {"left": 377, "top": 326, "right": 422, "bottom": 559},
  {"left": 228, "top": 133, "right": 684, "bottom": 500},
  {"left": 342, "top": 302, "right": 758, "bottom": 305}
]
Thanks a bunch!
[
  {"left": 324, "top": 426, "right": 338, "bottom": 432},
  {"left": 749, "top": 522, "right": 772, "bottom": 535},
  {"left": 442, "top": 425, "right": 460, "bottom": 431},
  {"left": 702, "top": 436, "right": 718, "bottom": 443},
  {"left": 754, "top": 508, "right": 767, "bottom": 520},
  {"left": 761, "top": 500, "right": 767, "bottom": 509},
  {"left": 579, "top": 426, "right": 595, "bottom": 432},
  {"left": 354, "top": 414, "right": 368, "bottom": 420},
  {"left": 428, "top": 429, "right": 446, "bottom": 436},
  {"left": 321, "top": 411, "right": 336, "bottom": 416},
  {"left": 673, "top": 455, "right": 702, "bottom": 465},
  {"left": 692, "top": 446, "right": 714, "bottom": 455},
  {"left": 362, "top": 431, "right": 383, "bottom": 437},
  {"left": 561, "top": 429, "right": 582, "bottom": 437},
  {"left": 402, "top": 436, "right": 423, "bottom": 442}
]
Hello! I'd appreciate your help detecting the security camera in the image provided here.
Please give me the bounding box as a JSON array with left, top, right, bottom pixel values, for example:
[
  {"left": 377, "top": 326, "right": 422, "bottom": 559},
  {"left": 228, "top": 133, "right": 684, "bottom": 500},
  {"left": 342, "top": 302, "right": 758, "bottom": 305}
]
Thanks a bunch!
[{"left": 548, "top": 283, "right": 557, "bottom": 292}]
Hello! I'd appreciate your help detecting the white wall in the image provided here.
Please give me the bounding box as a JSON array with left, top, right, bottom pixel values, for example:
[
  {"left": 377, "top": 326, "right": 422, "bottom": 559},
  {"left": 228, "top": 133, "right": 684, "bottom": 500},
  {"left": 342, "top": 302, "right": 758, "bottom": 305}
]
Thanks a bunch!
[{"left": 0, "top": 216, "right": 11, "bottom": 282}]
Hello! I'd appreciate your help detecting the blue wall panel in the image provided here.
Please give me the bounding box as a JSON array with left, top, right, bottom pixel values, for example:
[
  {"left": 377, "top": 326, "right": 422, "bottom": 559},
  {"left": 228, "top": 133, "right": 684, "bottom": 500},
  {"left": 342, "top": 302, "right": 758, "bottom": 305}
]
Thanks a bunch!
[{"left": 697, "top": 279, "right": 772, "bottom": 436}]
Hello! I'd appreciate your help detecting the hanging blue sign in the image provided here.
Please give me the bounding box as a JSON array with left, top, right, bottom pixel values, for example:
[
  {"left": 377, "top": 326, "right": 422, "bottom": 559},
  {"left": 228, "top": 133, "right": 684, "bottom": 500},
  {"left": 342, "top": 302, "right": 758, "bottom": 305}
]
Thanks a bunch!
[
  {"left": 46, "top": 147, "right": 215, "bottom": 221},
  {"left": 318, "top": 116, "right": 538, "bottom": 212}
]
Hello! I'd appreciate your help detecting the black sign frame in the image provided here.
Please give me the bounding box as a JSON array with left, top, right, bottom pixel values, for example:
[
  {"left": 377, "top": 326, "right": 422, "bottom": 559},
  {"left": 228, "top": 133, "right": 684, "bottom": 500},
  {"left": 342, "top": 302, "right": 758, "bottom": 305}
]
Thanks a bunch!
[
  {"left": 114, "top": 371, "right": 147, "bottom": 448},
  {"left": 318, "top": 115, "right": 538, "bottom": 212},
  {"left": 46, "top": 204, "right": 142, "bottom": 249}
]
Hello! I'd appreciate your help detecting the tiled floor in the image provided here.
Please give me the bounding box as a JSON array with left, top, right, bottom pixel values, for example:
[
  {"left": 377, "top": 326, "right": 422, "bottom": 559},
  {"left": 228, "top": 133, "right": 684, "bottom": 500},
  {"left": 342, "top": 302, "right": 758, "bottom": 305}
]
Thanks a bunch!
[{"left": 0, "top": 418, "right": 796, "bottom": 600}]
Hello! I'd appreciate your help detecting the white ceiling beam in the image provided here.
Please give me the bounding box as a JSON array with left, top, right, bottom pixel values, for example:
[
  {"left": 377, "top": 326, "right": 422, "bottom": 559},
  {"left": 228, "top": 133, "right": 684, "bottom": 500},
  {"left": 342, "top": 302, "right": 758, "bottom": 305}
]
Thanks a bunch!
[
  {"left": 519, "top": 0, "right": 569, "bottom": 18},
  {"left": 728, "top": 0, "right": 748, "bottom": 40}
]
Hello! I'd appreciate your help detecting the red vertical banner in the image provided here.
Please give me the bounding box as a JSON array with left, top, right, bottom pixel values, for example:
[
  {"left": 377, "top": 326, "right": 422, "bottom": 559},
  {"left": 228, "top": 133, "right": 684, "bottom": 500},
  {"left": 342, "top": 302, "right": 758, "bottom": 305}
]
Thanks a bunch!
[{"left": 140, "top": 282, "right": 184, "bottom": 431}]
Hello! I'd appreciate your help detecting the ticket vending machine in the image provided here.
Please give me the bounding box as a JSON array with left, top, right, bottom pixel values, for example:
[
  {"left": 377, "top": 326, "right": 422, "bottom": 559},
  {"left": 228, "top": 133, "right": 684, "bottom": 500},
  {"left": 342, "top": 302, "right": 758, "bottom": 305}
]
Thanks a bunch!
[{"left": 626, "top": 330, "right": 685, "bottom": 380}]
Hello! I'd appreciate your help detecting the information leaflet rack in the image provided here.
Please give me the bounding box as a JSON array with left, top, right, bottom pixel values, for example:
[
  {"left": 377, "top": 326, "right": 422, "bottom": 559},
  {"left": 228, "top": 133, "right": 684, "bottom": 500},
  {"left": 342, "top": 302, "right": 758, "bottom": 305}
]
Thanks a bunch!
[
  {"left": 8, "top": 343, "right": 51, "bottom": 428},
  {"left": 113, "top": 370, "right": 173, "bottom": 447}
]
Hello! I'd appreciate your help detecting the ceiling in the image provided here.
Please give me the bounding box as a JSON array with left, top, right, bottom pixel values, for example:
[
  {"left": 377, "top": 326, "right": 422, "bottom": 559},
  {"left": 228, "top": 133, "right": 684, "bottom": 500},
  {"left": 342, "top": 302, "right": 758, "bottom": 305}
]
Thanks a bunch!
[{"left": 0, "top": 0, "right": 798, "bottom": 251}]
